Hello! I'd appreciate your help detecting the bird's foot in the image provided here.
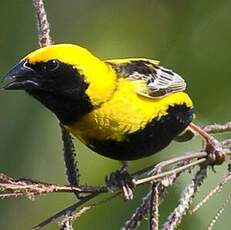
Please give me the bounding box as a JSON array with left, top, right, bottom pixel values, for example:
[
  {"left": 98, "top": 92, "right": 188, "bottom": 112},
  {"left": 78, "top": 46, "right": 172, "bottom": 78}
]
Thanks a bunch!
[
  {"left": 205, "top": 136, "right": 225, "bottom": 165},
  {"left": 106, "top": 170, "right": 136, "bottom": 201}
]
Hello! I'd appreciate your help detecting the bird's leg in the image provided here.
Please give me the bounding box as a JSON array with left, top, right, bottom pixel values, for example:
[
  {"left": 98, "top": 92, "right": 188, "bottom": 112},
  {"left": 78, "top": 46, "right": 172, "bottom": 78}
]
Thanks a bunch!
[
  {"left": 189, "top": 122, "right": 225, "bottom": 165},
  {"left": 120, "top": 161, "right": 129, "bottom": 172},
  {"left": 174, "top": 127, "right": 195, "bottom": 142},
  {"left": 106, "top": 161, "right": 135, "bottom": 200}
]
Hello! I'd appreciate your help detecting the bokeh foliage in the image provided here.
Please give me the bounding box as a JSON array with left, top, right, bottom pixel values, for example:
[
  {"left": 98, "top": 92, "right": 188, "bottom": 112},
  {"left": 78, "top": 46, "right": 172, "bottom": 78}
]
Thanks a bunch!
[{"left": 0, "top": 0, "right": 230, "bottom": 229}]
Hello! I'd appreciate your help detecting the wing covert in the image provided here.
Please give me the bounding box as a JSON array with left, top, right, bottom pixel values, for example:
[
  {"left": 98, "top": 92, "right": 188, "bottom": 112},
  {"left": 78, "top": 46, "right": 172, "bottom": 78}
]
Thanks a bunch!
[{"left": 106, "top": 58, "right": 186, "bottom": 98}]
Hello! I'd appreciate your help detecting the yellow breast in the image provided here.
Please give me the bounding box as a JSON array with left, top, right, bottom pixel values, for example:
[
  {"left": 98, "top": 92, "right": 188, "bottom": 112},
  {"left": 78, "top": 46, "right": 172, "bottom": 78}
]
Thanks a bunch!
[{"left": 66, "top": 78, "right": 193, "bottom": 143}]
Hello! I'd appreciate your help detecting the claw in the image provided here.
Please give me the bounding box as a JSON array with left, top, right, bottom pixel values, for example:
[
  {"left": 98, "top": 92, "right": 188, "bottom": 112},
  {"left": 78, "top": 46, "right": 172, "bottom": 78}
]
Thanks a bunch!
[{"left": 106, "top": 170, "right": 135, "bottom": 201}]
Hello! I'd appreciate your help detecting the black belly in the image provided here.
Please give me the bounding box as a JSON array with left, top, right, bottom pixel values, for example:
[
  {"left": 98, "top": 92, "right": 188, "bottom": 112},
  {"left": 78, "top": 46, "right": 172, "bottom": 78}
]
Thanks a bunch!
[{"left": 87, "top": 104, "right": 193, "bottom": 160}]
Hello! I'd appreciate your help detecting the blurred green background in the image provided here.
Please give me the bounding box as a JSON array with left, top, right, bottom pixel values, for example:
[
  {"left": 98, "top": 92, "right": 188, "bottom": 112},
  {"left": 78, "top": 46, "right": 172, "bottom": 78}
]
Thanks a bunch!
[{"left": 0, "top": 0, "right": 230, "bottom": 229}]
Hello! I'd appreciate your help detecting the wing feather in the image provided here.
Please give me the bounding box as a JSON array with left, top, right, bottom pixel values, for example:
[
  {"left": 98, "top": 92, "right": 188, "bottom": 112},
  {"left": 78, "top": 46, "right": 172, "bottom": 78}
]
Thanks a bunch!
[{"left": 106, "top": 58, "right": 186, "bottom": 98}]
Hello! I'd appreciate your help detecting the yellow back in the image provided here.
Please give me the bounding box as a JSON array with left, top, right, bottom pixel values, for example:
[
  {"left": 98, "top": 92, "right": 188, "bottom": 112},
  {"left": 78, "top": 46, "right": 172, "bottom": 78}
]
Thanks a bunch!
[{"left": 67, "top": 78, "right": 193, "bottom": 142}]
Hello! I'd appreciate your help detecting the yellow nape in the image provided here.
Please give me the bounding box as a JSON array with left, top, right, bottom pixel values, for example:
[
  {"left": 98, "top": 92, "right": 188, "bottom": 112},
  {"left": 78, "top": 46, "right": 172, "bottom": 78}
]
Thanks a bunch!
[
  {"left": 25, "top": 44, "right": 117, "bottom": 106},
  {"left": 67, "top": 78, "right": 193, "bottom": 142}
]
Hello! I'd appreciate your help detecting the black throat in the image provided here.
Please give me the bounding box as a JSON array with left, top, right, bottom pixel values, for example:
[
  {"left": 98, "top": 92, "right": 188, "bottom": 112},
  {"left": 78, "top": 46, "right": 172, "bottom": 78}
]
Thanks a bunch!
[
  {"left": 24, "top": 61, "right": 94, "bottom": 124},
  {"left": 27, "top": 89, "right": 93, "bottom": 124}
]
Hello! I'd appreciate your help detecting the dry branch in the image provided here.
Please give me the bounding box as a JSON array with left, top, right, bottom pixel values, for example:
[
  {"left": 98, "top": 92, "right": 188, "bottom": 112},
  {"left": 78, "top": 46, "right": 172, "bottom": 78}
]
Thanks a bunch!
[
  {"left": 33, "top": 0, "right": 81, "bottom": 202},
  {"left": 0, "top": 121, "right": 230, "bottom": 229},
  {"left": 190, "top": 163, "right": 231, "bottom": 214},
  {"left": 60, "top": 123, "right": 81, "bottom": 199},
  {"left": 207, "top": 191, "right": 231, "bottom": 230},
  {"left": 149, "top": 183, "right": 161, "bottom": 230},
  {"left": 32, "top": 0, "right": 52, "bottom": 47},
  {"left": 204, "top": 122, "right": 231, "bottom": 134},
  {"left": 162, "top": 167, "right": 208, "bottom": 230},
  {"left": 0, "top": 174, "right": 108, "bottom": 199},
  {"left": 122, "top": 191, "right": 151, "bottom": 229}
]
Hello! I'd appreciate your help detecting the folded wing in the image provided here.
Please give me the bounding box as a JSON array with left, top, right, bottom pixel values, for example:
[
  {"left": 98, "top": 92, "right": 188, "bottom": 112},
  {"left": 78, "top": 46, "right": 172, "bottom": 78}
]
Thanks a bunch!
[{"left": 106, "top": 58, "right": 186, "bottom": 98}]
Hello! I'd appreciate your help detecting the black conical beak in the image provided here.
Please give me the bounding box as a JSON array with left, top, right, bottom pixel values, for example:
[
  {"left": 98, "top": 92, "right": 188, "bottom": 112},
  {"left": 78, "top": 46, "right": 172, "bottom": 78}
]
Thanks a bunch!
[{"left": 2, "top": 60, "right": 40, "bottom": 90}]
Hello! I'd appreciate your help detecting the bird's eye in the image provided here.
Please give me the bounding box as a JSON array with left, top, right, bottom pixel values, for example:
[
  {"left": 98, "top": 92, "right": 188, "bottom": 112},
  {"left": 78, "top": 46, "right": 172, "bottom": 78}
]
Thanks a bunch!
[{"left": 46, "top": 60, "right": 60, "bottom": 72}]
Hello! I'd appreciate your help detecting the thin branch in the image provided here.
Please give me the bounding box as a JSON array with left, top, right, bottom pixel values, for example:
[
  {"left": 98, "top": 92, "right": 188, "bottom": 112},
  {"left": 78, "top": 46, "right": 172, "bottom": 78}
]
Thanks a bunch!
[
  {"left": 222, "top": 139, "right": 231, "bottom": 148},
  {"left": 135, "top": 145, "right": 231, "bottom": 186},
  {"left": 148, "top": 157, "right": 195, "bottom": 230},
  {"left": 59, "top": 193, "right": 118, "bottom": 230},
  {"left": 33, "top": 0, "right": 81, "bottom": 202},
  {"left": 59, "top": 218, "right": 74, "bottom": 230},
  {"left": 131, "top": 152, "right": 208, "bottom": 178},
  {"left": 207, "top": 191, "right": 231, "bottom": 230},
  {"left": 0, "top": 121, "right": 230, "bottom": 229},
  {"left": 135, "top": 158, "right": 206, "bottom": 185},
  {"left": 60, "top": 123, "right": 80, "bottom": 199},
  {"left": 162, "top": 167, "right": 208, "bottom": 230},
  {"left": 32, "top": 0, "right": 52, "bottom": 47},
  {"left": 121, "top": 150, "right": 207, "bottom": 230},
  {"left": 0, "top": 174, "right": 108, "bottom": 199},
  {"left": 59, "top": 206, "right": 92, "bottom": 230},
  {"left": 35, "top": 192, "right": 118, "bottom": 230},
  {"left": 33, "top": 192, "right": 100, "bottom": 230},
  {"left": 190, "top": 163, "right": 231, "bottom": 214},
  {"left": 204, "top": 122, "right": 231, "bottom": 134},
  {"left": 149, "top": 183, "right": 161, "bottom": 230},
  {"left": 0, "top": 147, "right": 230, "bottom": 201},
  {"left": 122, "top": 191, "right": 151, "bottom": 230}
]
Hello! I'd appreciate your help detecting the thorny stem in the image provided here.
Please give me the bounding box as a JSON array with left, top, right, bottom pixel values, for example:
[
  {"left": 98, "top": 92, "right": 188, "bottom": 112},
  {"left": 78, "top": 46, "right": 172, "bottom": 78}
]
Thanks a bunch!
[
  {"left": 149, "top": 183, "right": 161, "bottom": 230},
  {"left": 204, "top": 122, "right": 231, "bottom": 134},
  {"left": 0, "top": 174, "right": 108, "bottom": 198},
  {"left": 190, "top": 163, "right": 231, "bottom": 214},
  {"left": 60, "top": 123, "right": 81, "bottom": 199},
  {"left": 34, "top": 193, "right": 118, "bottom": 230},
  {"left": 33, "top": 192, "right": 100, "bottom": 230},
  {"left": 149, "top": 166, "right": 162, "bottom": 230},
  {"left": 0, "top": 150, "right": 230, "bottom": 199},
  {"left": 59, "top": 206, "right": 92, "bottom": 230},
  {"left": 0, "top": 149, "right": 230, "bottom": 195},
  {"left": 222, "top": 139, "right": 231, "bottom": 147},
  {"left": 60, "top": 192, "right": 118, "bottom": 225},
  {"left": 32, "top": 0, "right": 52, "bottom": 47},
  {"left": 207, "top": 191, "right": 231, "bottom": 230},
  {"left": 122, "top": 191, "right": 151, "bottom": 230},
  {"left": 33, "top": 0, "right": 81, "bottom": 201},
  {"left": 59, "top": 219, "right": 74, "bottom": 230},
  {"left": 163, "top": 167, "right": 208, "bottom": 230},
  {"left": 123, "top": 158, "right": 189, "bottom": 230},
  {"left": 0, "top": 122, "right": 230, "bottom": 230},
  {"left": 32, "top": 1, "right": 82, "bottom": 229}
]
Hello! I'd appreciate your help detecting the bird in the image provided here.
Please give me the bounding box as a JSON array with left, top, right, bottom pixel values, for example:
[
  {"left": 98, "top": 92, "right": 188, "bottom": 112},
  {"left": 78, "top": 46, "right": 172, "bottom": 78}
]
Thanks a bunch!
[{"left": 2, "top": 44, "right": 193, "bottom": 162}]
